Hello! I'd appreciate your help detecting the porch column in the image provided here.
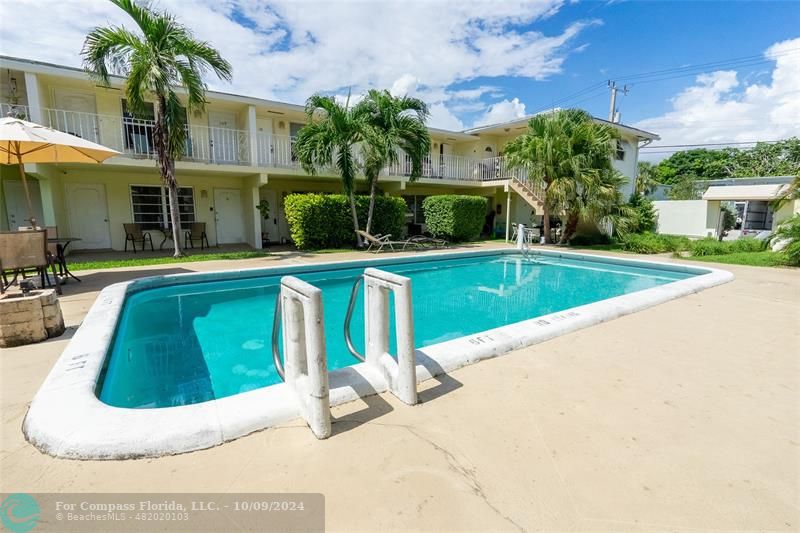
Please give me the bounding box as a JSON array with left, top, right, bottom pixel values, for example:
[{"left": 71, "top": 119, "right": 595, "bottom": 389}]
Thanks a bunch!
[
  {"left": 245, "top": 173, "right": 268, "bottom": 249},
  {"left": 24, "top": 72, "right": 43, "bottom": 123},
  {"left": 246, "top": 105, "right": 258, "bottom": 167},
  {"left": 505, "top": 185, "right": 512, "bottom": 243}
]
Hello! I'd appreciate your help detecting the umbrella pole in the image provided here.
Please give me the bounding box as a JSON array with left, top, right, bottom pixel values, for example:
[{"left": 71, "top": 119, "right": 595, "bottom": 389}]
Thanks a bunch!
[{"left": 16, "top": 149, "right": 37, "bottom": 228}]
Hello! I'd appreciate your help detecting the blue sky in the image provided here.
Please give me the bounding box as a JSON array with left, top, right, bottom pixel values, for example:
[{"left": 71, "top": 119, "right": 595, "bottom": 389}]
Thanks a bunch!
[
  {"left": 1, "top": 0, "right": 798, "bottom": 156},
  {"left": 466, "top": 0, "right": 800, "bottom": 127}
]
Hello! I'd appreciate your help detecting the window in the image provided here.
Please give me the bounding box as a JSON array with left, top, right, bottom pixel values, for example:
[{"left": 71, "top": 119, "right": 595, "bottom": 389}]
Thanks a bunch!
[
  {"left": 615, "top": 140, "right": 626, "bottom": 161},
  {"left": 402, "top": 195, "right": 427, "bottom": 224},
  {"left": 122, "top": 99, "right": 156, "bottom": 154},
  {"left": 130, "top": 185, "right": 195, "bottom": 229}
]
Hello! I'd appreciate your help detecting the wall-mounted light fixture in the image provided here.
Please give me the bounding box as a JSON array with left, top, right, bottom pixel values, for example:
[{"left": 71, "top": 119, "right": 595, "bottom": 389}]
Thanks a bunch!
[{"left": 200, "top": 189, "right": 208, "bottom": 199}]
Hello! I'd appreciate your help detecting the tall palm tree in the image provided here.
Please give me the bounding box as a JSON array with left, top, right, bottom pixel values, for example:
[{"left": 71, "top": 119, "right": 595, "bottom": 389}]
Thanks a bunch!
[
  {"left": 504, "top": 109, "right": 619, "bottom": 244},
  {"left": 294, "top": 93, "right": 366, "bottom": 247},
  {"left": 82, "top": 0, "right": 232, "bottom": 257},
  {"left": 357, "top": 90, "right": 431, "bottom": 234}
]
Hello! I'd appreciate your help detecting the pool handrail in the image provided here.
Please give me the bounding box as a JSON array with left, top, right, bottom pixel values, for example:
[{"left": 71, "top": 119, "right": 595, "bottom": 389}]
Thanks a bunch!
[
  {"left": 343, "top": 276, "right": 366, "bottom": 362},
  {"left": 271, "top": 291, "right": 285, "bottom": 380}
]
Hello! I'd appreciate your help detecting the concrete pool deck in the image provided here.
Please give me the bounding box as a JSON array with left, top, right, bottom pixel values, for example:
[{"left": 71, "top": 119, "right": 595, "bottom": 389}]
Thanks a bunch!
[{"left": 1, "top": 243, "right": 798, "bottom": 531}]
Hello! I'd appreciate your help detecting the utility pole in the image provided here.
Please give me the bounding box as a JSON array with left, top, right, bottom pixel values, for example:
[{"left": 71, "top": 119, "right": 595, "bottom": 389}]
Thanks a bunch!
[{"left": 607, "top": 81, "right": 629, "bottom": 123}]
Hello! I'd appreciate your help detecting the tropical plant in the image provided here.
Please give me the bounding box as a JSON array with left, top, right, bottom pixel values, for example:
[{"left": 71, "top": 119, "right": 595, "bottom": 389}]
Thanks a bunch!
[
  {"left": 357, "top": 90, "right": 431, "bottom": 235},
  {"left": 772, "top": 214, "right": 800, "bottom": 266},
  {"left": 717, "top": 204, "right": 736, "bottom": 241},
  {"left": 771, "top": 174, "right": 800, "bottom": 210},
  {"left": 635, "top": 161, "right": 659, "bottom": 195},
  {"left": 82, "top": 0, "right": 232, "bottom": 257},
  {"left": 504, "top": 108, "right": 625, "bottom": 244},
  {"left": 667, "top": 175, "right": 703, "bottom": 200},
  {"left": 294, "top": 93, "right": 367, "bottom": 247},
  {"left": 627, "top": 193, "right": 658, "bottom": 234}
]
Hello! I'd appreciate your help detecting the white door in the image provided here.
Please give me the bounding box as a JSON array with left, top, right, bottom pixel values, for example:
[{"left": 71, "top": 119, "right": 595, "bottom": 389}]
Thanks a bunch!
[
  {"left": 214, "top": 189, "right": 245, "bottom": 244},
  {"left": 4, "top": 180, "right": 44, "bottom": 229},
  {"left": 66, "top": 183, "right": 111, "bottom": 249},
  {"left": 52, "top": 89, "right": 100, "bottom": 143},
  {"left": 208, "top": 111, "right": 239, "bottom": 163},
  {"left": 259, "top": 190, "right": 279, "bottom": 243}
]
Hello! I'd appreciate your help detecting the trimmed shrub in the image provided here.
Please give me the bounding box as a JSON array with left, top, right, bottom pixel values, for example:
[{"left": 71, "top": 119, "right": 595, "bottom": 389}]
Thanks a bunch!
[
  {"left": 284, "top": 193, "right": 405, "bottom": 249},
  {"left": 422, "top": 195, "right": 487, "bottom": 241},
  {"left": 773, "top": 214, "right": 800, "bottom": 266}
]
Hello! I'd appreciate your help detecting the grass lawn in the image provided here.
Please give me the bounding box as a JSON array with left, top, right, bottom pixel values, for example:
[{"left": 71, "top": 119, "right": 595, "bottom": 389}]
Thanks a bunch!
[
  {"left": 70, "top": 251, "right": 272, "bottom": 271},
  {"left": 679, "top": 250, "right": 793, "bottom": 268}
]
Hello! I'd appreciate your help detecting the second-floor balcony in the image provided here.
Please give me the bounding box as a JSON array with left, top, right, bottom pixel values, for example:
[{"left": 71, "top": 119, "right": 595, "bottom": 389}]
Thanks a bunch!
[{"left": 2, "top": 102, "right": 534, "bottom": 186}]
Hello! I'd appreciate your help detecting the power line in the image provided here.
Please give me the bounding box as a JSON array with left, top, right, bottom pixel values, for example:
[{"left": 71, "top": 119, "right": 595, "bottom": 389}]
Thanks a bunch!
[
  {"left": 527, "top": 48, "right": 800, "bottom": 115},
  {"left": 641, "top": 140, "right": 786, "bottom": 149}
]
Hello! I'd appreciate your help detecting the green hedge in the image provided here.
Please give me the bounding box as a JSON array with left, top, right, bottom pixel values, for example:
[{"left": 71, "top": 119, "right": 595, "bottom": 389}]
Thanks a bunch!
[
  {"left": 422, "top": 195, "right": 487, "bottom": 242},
  {"left": 284, "top": 193, "right": 406, "bottom": 249},
  {"left": 689, "top": 237, "right": 765, "bottom": 257},
  {"left": 620, "top": 232, "right": 691, "bottom": 254}
]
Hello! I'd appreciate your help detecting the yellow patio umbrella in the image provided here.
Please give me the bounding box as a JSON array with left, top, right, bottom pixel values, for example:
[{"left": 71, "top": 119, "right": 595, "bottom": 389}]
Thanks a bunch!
[{"left": 0, "top": 116, "right": 120, "bottom": 227}]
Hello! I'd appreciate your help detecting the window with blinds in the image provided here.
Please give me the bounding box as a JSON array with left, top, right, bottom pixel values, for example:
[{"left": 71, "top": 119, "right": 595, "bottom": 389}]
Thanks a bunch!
[{"left": 130, "top": 185, "right": 195, "bottom": 229}]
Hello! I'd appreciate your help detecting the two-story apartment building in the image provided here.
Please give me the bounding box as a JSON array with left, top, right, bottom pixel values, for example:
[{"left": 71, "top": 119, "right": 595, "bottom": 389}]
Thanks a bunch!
[{"left": 0, "top": 56, "right": 659, "bottom": 250}]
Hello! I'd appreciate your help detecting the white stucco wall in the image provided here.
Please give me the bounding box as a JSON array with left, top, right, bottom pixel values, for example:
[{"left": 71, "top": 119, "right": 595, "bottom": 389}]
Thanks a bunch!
[{"left": 653, "top": 200, "right": 719, "bottom": 238}]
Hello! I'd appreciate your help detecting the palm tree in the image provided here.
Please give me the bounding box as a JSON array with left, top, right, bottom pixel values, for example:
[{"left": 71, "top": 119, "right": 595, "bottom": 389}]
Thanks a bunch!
[
  {"left": 504, "top": 109, "right": 620, "bottom": 244},
  {"left": 357, "top": 90, "right": 431, "bottom": 235},
  {"left": 558, "top": 118, "right": 624, "bottom": 243},
  {"left": 635, "top": 161, "right": 660, "bottom": 196},
  {"left": 294, "top": 93, "right": 366, "bottom": 247},
  {"left": 82, "top": 0, "right": 232, "bottom": 257}
]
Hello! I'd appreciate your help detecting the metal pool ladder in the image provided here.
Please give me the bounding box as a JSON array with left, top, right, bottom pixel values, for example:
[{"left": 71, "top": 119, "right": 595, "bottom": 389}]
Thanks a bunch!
[
  {"left": 271, "top": 276, "right": 331, "bottom": 439},
  {"left": 343, "top": 268, "right": 419, "bottom": 405}
]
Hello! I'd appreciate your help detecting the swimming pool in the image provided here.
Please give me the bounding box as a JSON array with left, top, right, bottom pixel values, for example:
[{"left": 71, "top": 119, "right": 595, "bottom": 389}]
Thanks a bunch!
[
  {"left": 23, "top": 248, "right": 733, "bottom": 458},
  {"left": 101, "top": 253, "right": 694, "bottom": 409}
]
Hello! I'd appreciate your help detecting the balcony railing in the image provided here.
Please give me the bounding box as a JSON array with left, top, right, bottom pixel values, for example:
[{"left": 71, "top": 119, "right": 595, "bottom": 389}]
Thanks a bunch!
[
  {"left": 2, "top": 102, "right": 538, "bottom": 184},
  {"left": 1, "top": 103, "right": 251, "bottom": 166}
]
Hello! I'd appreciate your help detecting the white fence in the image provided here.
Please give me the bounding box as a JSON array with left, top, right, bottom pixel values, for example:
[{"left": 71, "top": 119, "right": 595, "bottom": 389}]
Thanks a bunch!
[{"left": 653, "top": 200, "right": 718, "bottom": 238}]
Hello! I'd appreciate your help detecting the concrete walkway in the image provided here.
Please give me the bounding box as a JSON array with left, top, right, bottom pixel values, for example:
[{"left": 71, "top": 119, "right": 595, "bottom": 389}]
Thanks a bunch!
[{"left": 1, "top": 245, "right": 798, "bottom": 532}]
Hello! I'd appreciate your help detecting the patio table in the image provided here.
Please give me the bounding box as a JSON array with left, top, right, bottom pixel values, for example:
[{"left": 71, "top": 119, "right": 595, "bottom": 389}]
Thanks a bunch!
[
  {"left": 48, "top": 237, "right": 82, "bottom": 283},
  {"left": 157, "top": 227, "right": 175, "bottom": 250}
]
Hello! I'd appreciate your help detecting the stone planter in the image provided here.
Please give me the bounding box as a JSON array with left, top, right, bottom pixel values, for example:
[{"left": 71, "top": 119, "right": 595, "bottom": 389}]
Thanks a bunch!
[{"left": 0, "top": 289, "right": 66, "bottom": 347}]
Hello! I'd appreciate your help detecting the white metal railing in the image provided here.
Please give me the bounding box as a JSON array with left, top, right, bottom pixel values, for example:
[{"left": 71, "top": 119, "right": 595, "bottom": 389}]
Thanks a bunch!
[
  {"left": 3, "top": 101, "right": 539, "bottom": 182},
  {"left": 3, "top": 103, "right": 252, "bottom": 166},
  {"left": 1, "top": 102, "right": 31, "bottom": 119}
]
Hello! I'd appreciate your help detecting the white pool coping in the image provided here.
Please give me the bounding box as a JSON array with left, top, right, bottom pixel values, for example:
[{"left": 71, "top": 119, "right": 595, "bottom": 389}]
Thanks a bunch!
[{"left": 23, "top": 248, "right": 733, "bottom": 459}]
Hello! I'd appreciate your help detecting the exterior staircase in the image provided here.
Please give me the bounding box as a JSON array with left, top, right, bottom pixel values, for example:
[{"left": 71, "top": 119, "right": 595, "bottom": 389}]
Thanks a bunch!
[{"left": 509, "top": 176, "right": 545, "bottom": 210}]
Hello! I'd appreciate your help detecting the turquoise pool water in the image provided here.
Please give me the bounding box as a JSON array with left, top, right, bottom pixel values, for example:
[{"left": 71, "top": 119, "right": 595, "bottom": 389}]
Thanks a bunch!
[{"left": 99, "top": 253, "right": 694, "bottom": 408}]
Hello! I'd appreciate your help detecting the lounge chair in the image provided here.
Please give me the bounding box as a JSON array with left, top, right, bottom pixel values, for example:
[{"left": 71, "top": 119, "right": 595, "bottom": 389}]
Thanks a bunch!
[
  {"left": 124, "top": 223, "right": 154, "bottom": 253},
  {"left": 356, "top": 230, "right": 421, "bottom": 253},
  {"left": 408, "top": 234, "right": 448, "bottom": 248}
]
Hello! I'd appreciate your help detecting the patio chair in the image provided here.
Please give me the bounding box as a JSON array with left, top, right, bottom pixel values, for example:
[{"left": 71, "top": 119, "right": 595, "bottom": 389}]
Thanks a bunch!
[
  {"left": 407, "top": 234, "right": 448, "bottom": 248},
  {"left": 356, "top": 230, "right": 422, "bottom": 253},
  {"left": 184, "top": 222, "right": 210, "bottom": 250},
  {"left": 124, "top": 223, "right": 154, "bottom": 253},
  {"left": 0, "top": 230, "right": 61, "bottom": 294}
]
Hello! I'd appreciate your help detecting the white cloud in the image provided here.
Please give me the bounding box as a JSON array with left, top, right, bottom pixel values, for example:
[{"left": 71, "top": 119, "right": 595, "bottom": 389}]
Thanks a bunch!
[
  {"left": 635, "top": 37, "right": 800, "bottom": 160},
  {"left": 0, "top": 0, "right": 594, "bottom": 131},
  {"left": 473, "top": 98, "right": 528, "bottom": 127}
]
